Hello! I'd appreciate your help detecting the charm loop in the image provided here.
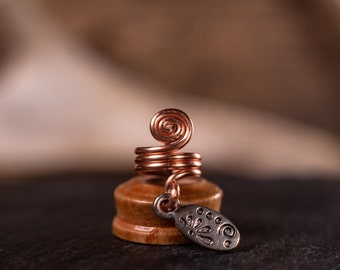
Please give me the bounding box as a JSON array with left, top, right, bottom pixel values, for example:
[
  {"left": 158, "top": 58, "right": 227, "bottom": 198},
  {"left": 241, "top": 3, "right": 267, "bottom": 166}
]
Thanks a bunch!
[{"left": 152, "top": 193, "right": 178, "bottom": 219}]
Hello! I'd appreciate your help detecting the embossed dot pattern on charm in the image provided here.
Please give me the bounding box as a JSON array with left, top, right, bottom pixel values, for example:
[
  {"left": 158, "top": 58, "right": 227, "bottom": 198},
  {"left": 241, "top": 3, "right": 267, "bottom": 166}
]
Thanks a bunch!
[{"left": 153, "top": 193, "right": 240, "bottom": 251}]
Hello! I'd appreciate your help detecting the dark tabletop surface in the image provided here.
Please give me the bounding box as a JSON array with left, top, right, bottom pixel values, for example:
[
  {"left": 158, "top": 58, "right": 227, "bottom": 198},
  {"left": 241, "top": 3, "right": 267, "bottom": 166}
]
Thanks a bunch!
[{"left": 0, "top": 172, "right": 339, "bottom": 270}]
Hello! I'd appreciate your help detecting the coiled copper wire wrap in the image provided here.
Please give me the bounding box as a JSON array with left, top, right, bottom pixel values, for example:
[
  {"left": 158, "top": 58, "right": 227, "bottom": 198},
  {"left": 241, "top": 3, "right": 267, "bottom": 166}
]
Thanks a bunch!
[{"left": 135, "top": 108, "right": 202, "bottom": 211}]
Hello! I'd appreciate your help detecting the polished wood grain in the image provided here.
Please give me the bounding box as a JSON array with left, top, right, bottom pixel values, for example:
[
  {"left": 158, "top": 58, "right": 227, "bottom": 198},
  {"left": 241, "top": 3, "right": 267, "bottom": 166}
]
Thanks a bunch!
[{"left": 113, "top": 174, "right": 223, "bottom": 244}]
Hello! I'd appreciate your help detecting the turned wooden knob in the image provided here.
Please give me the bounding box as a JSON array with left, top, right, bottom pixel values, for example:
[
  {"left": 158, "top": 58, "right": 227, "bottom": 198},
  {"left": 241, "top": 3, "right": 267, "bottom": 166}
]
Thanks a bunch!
[{"left": 112, "top": 174, "right": 223, "bottom": 245}]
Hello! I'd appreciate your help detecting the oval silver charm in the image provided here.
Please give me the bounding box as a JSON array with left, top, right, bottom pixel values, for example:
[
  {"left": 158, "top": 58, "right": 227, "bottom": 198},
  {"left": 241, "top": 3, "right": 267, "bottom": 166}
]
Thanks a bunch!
[{"left": 153, "top": 194, "right": 240, "bottom": 251}]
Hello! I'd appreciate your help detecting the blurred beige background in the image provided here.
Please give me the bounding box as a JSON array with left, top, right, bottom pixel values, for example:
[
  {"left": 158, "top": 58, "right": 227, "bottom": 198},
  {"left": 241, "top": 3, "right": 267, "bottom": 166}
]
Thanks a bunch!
[{"left": 0, "top": 0, "right": 339, "bottom": 180}]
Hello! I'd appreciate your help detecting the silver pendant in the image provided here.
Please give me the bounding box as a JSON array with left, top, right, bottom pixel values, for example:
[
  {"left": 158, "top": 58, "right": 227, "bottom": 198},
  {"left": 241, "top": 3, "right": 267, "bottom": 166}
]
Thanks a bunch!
[{"left": 153, "top": 193, "right": 240, "bottom": 251}]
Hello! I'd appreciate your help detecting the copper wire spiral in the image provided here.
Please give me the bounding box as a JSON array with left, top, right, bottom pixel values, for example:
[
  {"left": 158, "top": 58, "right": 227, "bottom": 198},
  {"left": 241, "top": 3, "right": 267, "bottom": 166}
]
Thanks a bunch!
[{"left": 135, "top": 108, "right": 202, "bottom": 210}]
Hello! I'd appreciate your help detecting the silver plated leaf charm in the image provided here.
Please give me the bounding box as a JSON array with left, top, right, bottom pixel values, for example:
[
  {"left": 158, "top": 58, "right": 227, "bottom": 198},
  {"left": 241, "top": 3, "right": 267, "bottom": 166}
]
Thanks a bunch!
[{"left": 153, "top": 193, "right": 240, "bottom": 251}]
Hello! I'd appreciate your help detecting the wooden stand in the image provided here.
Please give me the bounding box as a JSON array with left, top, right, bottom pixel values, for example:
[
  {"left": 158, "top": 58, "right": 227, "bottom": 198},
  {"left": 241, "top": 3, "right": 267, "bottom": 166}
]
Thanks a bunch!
[{"left": 112, "top": 174, "right": 223, "bottom": 245}]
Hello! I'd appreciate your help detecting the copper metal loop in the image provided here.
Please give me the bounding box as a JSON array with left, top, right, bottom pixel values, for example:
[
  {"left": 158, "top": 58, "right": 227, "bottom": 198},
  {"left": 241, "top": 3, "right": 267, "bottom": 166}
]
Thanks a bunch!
[{"left": 135, "top": 108, "right": 202, "bottom": 211}]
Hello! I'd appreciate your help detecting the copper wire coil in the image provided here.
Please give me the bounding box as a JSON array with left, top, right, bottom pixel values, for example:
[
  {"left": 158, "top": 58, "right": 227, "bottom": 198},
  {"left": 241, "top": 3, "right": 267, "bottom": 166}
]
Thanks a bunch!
[
  {"left": 135, "top": 108, "right": 202, "bottom": 210},
  {"left": 135, "top": 108, "right": 201, "bottom": 177},
  {"left": 135, "top": 151, "right": 201, "bottom": 175}
]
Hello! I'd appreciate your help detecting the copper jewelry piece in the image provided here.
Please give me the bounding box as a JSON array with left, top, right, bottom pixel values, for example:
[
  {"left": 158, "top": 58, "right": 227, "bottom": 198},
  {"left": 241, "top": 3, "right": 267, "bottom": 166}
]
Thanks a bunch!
[
  {"left": 136, "top": 108, "right": 240, "bottom": 251},
  {"left": 135, "top": 108, "right": 201, "bottom": 211}
]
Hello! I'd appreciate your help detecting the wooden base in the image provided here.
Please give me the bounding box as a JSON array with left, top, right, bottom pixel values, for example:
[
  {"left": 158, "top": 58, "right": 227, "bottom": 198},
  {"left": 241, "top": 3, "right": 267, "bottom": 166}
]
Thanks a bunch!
[{"left": 112, "top": 174, "right": 223, "bottom": 245}]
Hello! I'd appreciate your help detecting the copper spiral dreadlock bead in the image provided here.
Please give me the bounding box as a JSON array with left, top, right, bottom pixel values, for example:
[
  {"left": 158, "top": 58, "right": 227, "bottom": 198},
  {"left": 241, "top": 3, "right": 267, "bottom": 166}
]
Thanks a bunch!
[{"left": 135, "top": 108, "right": 202, "bottom": 210}]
